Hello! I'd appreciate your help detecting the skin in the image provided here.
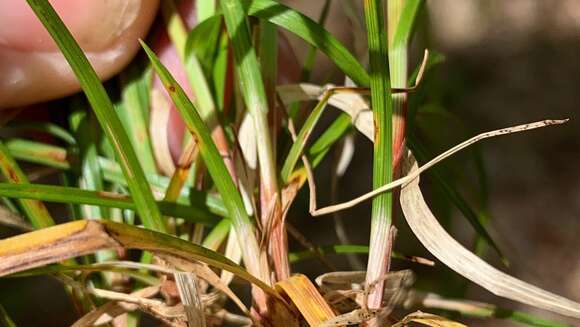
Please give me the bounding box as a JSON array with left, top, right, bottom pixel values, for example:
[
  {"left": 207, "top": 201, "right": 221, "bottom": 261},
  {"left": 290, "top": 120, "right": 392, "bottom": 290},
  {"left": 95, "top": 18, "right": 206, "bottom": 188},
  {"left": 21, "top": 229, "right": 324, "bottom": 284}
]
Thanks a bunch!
[
  {"left": 0, "top": 0, "right": 160, "bottom": 109},
  {"left": 0, "top": 0, "right": 300, "bottom": 164}
]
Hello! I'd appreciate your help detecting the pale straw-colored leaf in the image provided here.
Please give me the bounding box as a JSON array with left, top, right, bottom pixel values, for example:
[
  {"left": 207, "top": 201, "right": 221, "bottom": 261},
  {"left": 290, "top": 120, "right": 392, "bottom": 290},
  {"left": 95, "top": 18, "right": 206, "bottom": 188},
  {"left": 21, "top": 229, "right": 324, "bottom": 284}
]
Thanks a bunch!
[
  {"left": 236, "top": 113, "right": 257, "bottom": 216},
  {"left": 335, "top": 134, "right": 355, "bottom": 177},
  {"left": 159, "top": 255, "right": 249, "bottom": 316},
  {"left": 238, "top": 112, "right": 258, "bottom": 171},
  {"left": 220, "top": 225, "right": 243, "bottom": 287},
  {"left": 311, "top": 120, "right": 569, "bottom": 216},
  {"left": 150, "top": 89, "right": 177, "bottom": 176},
  {"left": 175, "top": 272, "right": 206, "bottom": 327},
  {"left": 277, "top": 83, "right": 373, "bottom": 140},
  {"left": 400, "top": 150, "right": 580, "bottom": 319}
]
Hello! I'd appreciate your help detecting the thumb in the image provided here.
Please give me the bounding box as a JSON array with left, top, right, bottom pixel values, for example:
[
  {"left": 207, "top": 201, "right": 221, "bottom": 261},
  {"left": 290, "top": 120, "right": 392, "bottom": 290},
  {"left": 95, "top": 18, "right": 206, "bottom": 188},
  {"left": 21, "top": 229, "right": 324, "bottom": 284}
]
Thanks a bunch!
[{"left": 0, "top": 0, "right": 160, "bottom": 109}]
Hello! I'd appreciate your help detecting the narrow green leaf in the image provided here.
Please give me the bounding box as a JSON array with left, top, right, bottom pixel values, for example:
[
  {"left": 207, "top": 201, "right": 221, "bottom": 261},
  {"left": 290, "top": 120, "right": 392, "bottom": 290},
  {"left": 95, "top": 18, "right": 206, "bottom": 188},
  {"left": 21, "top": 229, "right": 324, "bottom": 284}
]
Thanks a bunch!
[
  {"left": 26, "top": 0, "right": 166, "bottom": 232},
  {"left": 281, "top": 91, "right": 333, "bottom": 182},
  {"left": 163, "top": 0, "right": 218, "bottom": 126},
  {"left": 202, "top": 218, "right": 231, "bottom": 251},
  {"left": 364, "top": 0, "right": 394, "bottom": 309},
  {"left": 308, "top": 113, "right": 352, "bottom": 160},
  {"left": 0, "top": 304, "right": 17, "bottom": 327},
  {"left": 390, "top": 0, "right": 424, "bottom": 68},
  {"left": 141, "top": 41, "right": 267, "bottom": 280},
  {"left": 3, "top": 139, "right": 229, "bottom": 217},
  {"left": 0, "top": 141, "right": 54, "bottom": 229},
  {"left": 3, "top": 138, "right": 71, "bottom": 170},
  {"left": 299, "top": 0, "right": 333, "bottom": 82},
  {"left": 243, "top": 0, "right": 369, "bottom": 86},
  {"left": 196, "top": 0, "right": 216, "bottom": 23},
  {"left": 0, "top": 183, "right": 219, "bottom": 226},
  {"left": 69, "top": 106, "right": 108, "bottom": 220},
  {"left": 221, "top": 0, "right": 278, "bottom": 203},
  {"left": 118, "top": 63, "right": 157, "bottom": 175},
  {"left": 289, "top": 245, "right": 369, "bottom": 263}
]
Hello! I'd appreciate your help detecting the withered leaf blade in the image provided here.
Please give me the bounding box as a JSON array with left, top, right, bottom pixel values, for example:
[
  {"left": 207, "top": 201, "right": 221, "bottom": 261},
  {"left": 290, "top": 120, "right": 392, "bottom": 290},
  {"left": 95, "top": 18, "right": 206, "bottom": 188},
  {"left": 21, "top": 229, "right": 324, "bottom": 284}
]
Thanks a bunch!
[
  {"left": 0, "top": 220, "right": 118, "bottom": 276},
  {"left": 0, "top": 220, "right": 277, "bottom": 298},
  {"left": 400, "top": 150, "right": 580, "bottom": 319},
  {"left": 275, "top": 274, "right": 337, "bottom": 327}
]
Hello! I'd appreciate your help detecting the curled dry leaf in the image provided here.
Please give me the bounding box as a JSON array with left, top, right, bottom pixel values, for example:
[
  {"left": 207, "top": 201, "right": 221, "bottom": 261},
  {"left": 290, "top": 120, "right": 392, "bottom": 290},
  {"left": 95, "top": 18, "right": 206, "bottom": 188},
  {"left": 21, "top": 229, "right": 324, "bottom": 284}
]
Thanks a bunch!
[
  {"left": 277, "top": 83, "right": 373, "bottom": 141},
  {"left": 400, "top": 150, "right": 580, "bottom": 319},
  {"left": 278, "top": 84, "right": 580, "bottom": 318}
]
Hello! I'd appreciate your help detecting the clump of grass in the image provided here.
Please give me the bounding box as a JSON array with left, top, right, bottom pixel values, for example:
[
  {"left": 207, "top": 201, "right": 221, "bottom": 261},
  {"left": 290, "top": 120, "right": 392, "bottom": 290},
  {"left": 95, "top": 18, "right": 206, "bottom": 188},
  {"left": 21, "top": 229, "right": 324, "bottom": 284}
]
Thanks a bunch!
[{"left": 0, "top": 0, "right": 577, "bottom": 326}]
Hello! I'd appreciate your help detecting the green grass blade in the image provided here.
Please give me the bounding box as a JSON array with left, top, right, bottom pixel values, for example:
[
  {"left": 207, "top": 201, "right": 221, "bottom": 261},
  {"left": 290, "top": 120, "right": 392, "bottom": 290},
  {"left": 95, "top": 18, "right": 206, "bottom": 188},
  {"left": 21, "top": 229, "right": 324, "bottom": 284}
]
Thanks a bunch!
[
  {"left": 288, "top": 245, "right": 414, "bottom": 264},
  {"left": 308, "top": 113, "right": 352, "bottom": 159},
  {"left": 3, "top": 139, "right": 229, "bottom": 217},
  {"left": 0, "top": 141, "right": 54, "bottom": 229},
  {"left": 299, "top": 0, "right": 333, "bottom": 82},
  {"left": 12, "top": 263, "right": 160, "bottom": 286},
  {"left": 364, "top": 0, "right": 394, "bottom": 310},
  {"left": 281, "top": 91, "right": 332, "bottom": 182},
  {"left": 390, "top": 0, "right": 423, "bottom": 60},
  {"left": 221, "top": 0, "right": 279, "bottom": 206},
  {"left": 163, "top": 0, "right": 218, "bottom": 125},
  {"left": 0, "top": 304, "right": 17, "bottom": 327},
  {"left": 141, "top": 41, "right": 267, "bottom": 280},
  {"left": 243, "top": 0, "right": 369, "bottom": 86},
  {"left": 185, "top": 15, "right": 229, "bottom": 112},
  {"left": 118, "top": 63, "right": 157, "bottom": 174},
  {"left": 289, "top": 245, "right": 369, "bottom": 263},
  {"left": 184, "top": 15, "right": 223, "bottom": 79},
  {"left": 259, "top": 20, "right": 278, "bottom": 115},
  {"left": 202, "top": 219, "right": 231, "bottom": 250},
  {"left": 69, "top": 106, "right": 108, "bottom": 220},
  {"left": 0, "top": 183, "right": 219, "bottom": 226},
  {"left": 26, "top": 0, "right": 166, "bottom": 233},
  {"left": 3, "top": 138, "right": 71, "bottom": 169},
  {"left": 197, "top": 0, "right": 216, "bottom": 22}
]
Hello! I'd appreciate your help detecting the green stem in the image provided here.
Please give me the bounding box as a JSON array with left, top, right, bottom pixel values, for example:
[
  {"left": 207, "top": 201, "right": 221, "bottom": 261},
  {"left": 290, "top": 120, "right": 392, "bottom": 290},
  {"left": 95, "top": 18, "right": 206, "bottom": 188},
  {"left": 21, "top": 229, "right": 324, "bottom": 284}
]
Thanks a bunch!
[{"left": 363, "top": 0, "right": 394, "bottom": 311}]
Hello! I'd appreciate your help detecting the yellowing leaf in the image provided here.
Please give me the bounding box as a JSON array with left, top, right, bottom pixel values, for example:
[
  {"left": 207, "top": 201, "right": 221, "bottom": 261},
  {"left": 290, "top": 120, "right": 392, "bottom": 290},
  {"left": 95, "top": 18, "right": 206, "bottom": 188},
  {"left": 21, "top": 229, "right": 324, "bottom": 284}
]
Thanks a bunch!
[{"left": 276, "top": 274, "right": 337, "bottom": 326}]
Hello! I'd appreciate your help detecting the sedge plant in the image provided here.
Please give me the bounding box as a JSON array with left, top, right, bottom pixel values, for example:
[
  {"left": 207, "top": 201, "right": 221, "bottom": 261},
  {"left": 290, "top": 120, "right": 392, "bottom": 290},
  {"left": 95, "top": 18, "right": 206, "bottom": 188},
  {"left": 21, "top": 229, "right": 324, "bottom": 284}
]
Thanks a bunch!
[{"left": 0, "top": 0, "right": 578, "bottom": 326}]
